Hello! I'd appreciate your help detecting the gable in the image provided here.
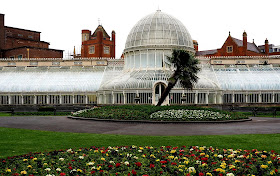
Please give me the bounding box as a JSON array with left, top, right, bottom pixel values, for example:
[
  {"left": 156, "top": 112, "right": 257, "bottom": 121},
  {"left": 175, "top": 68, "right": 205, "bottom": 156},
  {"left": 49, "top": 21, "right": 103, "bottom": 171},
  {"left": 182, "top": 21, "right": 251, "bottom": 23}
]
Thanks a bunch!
[{"left": 92, "top": 25, "right": 110, "bottom": 39}]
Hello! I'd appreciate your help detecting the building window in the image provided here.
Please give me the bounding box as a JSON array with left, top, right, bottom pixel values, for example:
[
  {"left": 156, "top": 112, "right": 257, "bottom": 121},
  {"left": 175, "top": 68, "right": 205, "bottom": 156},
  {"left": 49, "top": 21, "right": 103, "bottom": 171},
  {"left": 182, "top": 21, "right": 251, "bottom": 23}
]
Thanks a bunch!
[
  {"left": 74, "top": 61, "right": 82, "bottom": 66},
  {"left": 104, "top": 46, "right": 110, "bottom": 54},
  {"left": 30, "top": 61, "right": 38, "bottom": 66},
  {"left": 28, "top": 35, "right": 33, "bottom": 39},
  {"left": 18, "top": 55, "right": 23, "bottom": 59},
  {"left": 10, "top": 56, "right": 15, "bottom": 59},
  {"left": 227, "top": 46, "right": 233, "bottom": 53},
  {"left": 89, "top": 46, "right": 95, "bottom": 54},
  {"left": 18, "top": 34, "right": 23, "bottom": 37},
  {"left": 52, "top": 62, "right": 60, "bottom": 66}
]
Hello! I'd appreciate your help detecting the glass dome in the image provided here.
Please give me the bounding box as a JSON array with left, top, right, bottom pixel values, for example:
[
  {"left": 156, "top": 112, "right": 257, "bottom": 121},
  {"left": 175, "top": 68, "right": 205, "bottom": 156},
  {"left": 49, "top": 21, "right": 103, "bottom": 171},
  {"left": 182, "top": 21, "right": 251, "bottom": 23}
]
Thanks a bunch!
[
  {"left": 124, "top": 10, "right": 194, "bottom": 51},
  {"left": 124, "top": 10, "right": 194, "bottom": 70}
]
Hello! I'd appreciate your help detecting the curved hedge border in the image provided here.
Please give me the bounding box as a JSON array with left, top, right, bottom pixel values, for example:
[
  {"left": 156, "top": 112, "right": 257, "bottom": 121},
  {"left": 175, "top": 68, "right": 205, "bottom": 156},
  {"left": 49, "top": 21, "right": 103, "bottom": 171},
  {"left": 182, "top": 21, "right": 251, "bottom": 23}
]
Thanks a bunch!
[{"left": 70, "top": 105, "right": 249, "bottom": 123}]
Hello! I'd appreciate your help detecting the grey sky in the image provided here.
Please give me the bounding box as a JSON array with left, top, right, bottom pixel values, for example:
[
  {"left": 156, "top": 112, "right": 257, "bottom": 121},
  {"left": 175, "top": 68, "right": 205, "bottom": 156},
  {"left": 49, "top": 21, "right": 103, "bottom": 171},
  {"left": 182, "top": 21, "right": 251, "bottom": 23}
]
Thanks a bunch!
[{"left": 1, "top": 0, "right": 279, "bottom": 58}]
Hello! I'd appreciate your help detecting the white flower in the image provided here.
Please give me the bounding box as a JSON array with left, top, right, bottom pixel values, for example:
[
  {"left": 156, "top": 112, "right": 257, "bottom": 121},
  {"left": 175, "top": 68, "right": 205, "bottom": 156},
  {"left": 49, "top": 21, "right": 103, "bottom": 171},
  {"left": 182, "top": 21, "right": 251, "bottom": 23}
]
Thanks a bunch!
[
  {"left": 45, "top": 168, "right": 51, "bottom": 171},
  {"left": 226, "top": 173, "right": 235, "bottom": 176},
  {"left": 133, "top": 156, "right": 138, "bottom": 159},
  {"left": 67, "top": 149, "right": 72, "bottom": 152},
  {"left": 138, "top": 150, "right": 142, "bottom": 153},
  {"left": 87, "top": 162, "right": 95, "bottom": 166},
  {"left": 187, "top": 167, "right": 196, "bottom": 173},
  {"left": 109, "top": 161, "right": 115, "bottom": 164},
  {"left": 56, "top": 168, "right": 61, "bottom": 171},
  {"left": 59, "top": 158, "right": 64, "bottom": 161},
  {"left": 46, "top": 175, "right": 55, "bottom": 176},
  {"left": 91, "top": 166, "right": 96, "bottom": 170},
  {"left": 124, "top": 161, "right": 130, "bottom": 165},
  {"left": 218, "top": 154, "right": 223, "bottom": 158},
  {"left": 79, "top": 156, "right": 84, "bottom": 159}
]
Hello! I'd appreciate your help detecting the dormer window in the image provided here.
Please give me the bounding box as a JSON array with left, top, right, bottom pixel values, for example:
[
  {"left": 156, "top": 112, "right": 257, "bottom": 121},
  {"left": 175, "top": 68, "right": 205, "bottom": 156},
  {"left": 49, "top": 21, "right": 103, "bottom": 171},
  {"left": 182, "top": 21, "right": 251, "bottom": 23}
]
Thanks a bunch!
[{"left": 227, "top": 46, "right": 233, "bottom": 53}]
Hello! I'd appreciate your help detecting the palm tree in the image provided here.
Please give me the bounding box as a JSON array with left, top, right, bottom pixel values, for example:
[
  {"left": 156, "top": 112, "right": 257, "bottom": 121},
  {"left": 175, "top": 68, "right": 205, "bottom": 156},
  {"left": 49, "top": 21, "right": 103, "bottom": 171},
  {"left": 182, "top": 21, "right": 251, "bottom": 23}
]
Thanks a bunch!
[{"left": 156, "top": 49, "right": 200, "bottom": 106}]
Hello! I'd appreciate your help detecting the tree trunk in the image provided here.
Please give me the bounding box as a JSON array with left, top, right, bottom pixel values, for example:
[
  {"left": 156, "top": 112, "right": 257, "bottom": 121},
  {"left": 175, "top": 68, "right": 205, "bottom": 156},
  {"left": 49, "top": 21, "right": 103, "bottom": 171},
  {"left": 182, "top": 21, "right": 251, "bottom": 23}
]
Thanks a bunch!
[{"left": 156, "top": 71, "right": 179, "bottom": 106}]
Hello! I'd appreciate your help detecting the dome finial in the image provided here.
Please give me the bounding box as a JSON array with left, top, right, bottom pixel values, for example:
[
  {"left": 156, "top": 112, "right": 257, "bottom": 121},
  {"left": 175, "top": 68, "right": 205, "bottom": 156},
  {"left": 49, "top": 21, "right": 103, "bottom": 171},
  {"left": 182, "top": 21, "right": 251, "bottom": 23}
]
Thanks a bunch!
[{"left": 157, "top": 5, "right": 161, "bottom": 12}]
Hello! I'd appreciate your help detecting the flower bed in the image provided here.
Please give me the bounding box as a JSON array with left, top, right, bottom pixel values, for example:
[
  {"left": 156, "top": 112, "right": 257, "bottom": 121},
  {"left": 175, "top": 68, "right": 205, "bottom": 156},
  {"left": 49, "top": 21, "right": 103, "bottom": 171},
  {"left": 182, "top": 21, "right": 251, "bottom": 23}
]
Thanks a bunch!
[
  {"left": 150, "top": 110, "right": 232, "bottom": 121},
  {"left": 0, "top": 145, "right": 279, "bottom": 175},
  {"left": 73, "top": 105, "right": 248, "bottom": 121}
]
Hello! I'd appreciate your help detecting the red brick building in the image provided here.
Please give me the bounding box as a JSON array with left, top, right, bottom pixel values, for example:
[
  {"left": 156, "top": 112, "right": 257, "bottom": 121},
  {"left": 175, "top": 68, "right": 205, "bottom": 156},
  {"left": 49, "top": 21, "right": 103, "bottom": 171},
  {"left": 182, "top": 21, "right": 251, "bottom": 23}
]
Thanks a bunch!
[
  {"left": 0, "top": 14, "right": 63, "bottom": 58},
  {"left": 196, "top": 31, "right": 269, "bottom": 57},
  {"left": 81, "top": 25, "right": 115, "bottom": 58}
]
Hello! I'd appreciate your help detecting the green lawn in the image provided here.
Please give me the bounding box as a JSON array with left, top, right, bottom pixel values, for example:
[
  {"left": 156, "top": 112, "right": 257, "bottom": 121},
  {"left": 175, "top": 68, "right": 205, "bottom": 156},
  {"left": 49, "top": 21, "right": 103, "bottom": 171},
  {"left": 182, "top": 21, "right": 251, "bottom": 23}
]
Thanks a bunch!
[{"left": 0, "top": 127, "right": 279, "bottom": 159}]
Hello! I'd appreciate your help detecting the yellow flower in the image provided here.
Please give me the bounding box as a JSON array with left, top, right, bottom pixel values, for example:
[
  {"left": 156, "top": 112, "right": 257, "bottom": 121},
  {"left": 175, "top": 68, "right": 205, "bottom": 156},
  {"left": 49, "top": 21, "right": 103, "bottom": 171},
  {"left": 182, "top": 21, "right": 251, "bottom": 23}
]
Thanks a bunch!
[
  {"left": 77, "top": 169, "right": 82, "bottom": 173},
  {"left": 205, "top": 154, "right": 209, "bottom": 158},
  {"left": 101, "top": 158, "right": 105, "bottom": 161},
  {"left": 261, "top": 155, "right": 267, "bottom": 159},
  {"left": 32, "top": 158, "right": 37, "bottom": 161},
  {"left": 6, "top": 169, "right": 11, "bottom": 172},
  {"left": 94, "top": 150, "right": 99, "bottom": 153},
  {"left": 43, "top": 163, "right": 48, "bottom": 166},
  {"left": 168, "top": 156, "right": 174, "bottom": 159},
  {"left": 142, "top": 154, "right": 146, "bottom": 158},
  {"left": 184, "top": 160, "right": 189, "bottom": 165},
  {"left": 270, "top": 170, "right": 276, "bottom": 175},
  {"left": 139, "top": 147, "right": 144, "bottom": 150},
  {"left": 174, "top": 156, "right": 178, "bottom": 160},
  {"left": 261, "top": 165, "right": 268, "bottom": 169},
  {"left": 106, "top": 154, "right": 108, "bottom": 156},
  {"left": 235, "top": 160, "right": 240, "bottom": 163},
  {"left": 206, "top": 173, "right": 213, "bottom": 176},
  {"left": 199, "top": 147, "right": 205, "bottom": 151},
  {"left": 200, "top": 153, "right": 205, "bottom": 156},
  {"left": 170, "top": 150, "right": 176, "bottom": 153},
  {"left": 179, "top": 169, "right": 183, "bottom": 172},
  {"left": 178, "top": 165, "right": 185, "bottom": 168},
  {"left": 21, "top": 170, "right": 27, "bottom": 174},
  {"left": 23, "top": 159, "right": 28, "bottom": 162},
  {"left": 202, "top": 163, "right": 208, "bottom": 167},
  {"left": 27, "top": 165, "right": 32, "bottom": 168},
  {"left": 214, "top": 154, "right": 218, "bottom": 157},
  {"left": 229, "top": 165, "right": 235, "bottom": 169},
  {"left": 156, "top": 159, "right": 160, "bottom": 162},
  {"left": 268, "top": 161, "right": 272, "bottom": 164},
  {"left": 150, "top": 154, "right": 155, "bottom": 158},
  {"left": 216, "top": 168, "right": 225, "bottom": 173}
]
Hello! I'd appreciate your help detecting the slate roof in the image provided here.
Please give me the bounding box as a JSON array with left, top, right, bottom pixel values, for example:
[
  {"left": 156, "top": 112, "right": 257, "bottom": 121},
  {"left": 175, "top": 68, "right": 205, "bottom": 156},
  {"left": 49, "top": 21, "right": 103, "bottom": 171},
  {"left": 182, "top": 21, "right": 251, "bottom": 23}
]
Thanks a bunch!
[
  {"left": 196, "top": 49, "right": 217, "bottom": 56},
  {"left": 232, "top": 37, "right": 260, "bottom": 53}
]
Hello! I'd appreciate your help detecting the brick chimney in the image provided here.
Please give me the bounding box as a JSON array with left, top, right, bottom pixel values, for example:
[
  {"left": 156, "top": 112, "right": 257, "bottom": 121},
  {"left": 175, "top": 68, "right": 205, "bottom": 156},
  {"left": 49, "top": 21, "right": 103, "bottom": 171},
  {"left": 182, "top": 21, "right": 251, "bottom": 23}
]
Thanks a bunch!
[
  {"left": 111, "top": 30, "right": 115, "bottom": 58},
  {"left": 243, "top": 31, "right": 247, "bottom": 56},
  {"left": 265, "top": 38, "right": 269, "bottom": 55},
  {"left": 193, "top": 40, "right": 198, "bottom": 52}
]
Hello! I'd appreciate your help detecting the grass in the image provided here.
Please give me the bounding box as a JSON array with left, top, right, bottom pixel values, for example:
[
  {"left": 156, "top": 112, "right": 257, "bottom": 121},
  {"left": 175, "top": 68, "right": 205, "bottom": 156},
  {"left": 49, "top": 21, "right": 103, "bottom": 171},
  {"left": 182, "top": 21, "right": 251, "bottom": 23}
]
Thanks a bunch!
[
  {"left": 0, "top": 127, "right": 279, "bottom": 159},
  {"left": 0, "top": 112, "right": 11, "bottom": 116}
]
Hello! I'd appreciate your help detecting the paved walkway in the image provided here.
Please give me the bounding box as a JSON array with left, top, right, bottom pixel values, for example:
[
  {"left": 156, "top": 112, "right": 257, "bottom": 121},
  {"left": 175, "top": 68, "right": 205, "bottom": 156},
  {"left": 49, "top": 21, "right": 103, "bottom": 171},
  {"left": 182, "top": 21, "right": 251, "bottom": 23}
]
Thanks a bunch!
[{"left": 0, "top": 116, "right": 280, "bottom": 136}]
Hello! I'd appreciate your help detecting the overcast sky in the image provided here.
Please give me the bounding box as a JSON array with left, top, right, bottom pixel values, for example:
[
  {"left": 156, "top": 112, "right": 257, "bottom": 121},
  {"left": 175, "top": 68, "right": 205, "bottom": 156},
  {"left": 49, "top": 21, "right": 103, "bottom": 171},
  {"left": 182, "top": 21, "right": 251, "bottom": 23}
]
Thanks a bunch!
[{"left": 1, "top": 0, "right": 279, "bottom": 58}]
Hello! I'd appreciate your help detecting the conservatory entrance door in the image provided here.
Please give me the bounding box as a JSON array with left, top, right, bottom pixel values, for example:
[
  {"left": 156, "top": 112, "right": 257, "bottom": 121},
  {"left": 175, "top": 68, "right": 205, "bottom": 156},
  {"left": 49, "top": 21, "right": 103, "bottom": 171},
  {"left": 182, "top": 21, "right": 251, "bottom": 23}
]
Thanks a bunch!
[{"left": 153, "top": 82, "right": 168, "bottom": 105}]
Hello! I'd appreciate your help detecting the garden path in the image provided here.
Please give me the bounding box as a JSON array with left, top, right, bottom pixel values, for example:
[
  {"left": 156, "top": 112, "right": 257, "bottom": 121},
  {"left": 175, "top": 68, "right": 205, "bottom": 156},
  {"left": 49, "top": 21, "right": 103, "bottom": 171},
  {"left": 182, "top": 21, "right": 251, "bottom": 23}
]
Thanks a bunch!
[{"left": 0, "top": 116, "right": 280, "bottom": 135}]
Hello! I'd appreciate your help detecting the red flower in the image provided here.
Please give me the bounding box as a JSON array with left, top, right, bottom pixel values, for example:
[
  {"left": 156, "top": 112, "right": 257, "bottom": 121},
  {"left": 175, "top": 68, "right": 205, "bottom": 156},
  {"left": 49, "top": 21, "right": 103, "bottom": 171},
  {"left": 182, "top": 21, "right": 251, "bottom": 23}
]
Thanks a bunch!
[
  {"left": 99, "top": 170, "right": 104, "bottom": 173},
  {"left": 199, "top": 173, "right": 204, "bottom": 176},
  {"left": 60, "top": 173, "right": 66, "bottom": 176},
  {"left": 116, "top": 163, "right": 121, "bottom": 167},
  {"left": 108, "top": 164, "right": 113, "bottom": 168},
  {"left": 160, "top": 160, "right": 167, "bottom": 164},
  {"left": 275, "top": 169, "right": 278, "bottom": 173},
  {"left": 149, "top": 164, "right": 155, "bottom": 168},
  {"left": 132, "top": 170, "right": 137, "bottom": 175},
  {"left": 135, "top": 162, "right": 142, "bottom": 167},
  {"left": 201, "top": 157, "right": 208, "bottom": 162},
  {"left": 68, "top": 166, "right": 72, "bottom": 170},
  {"left": 171, "top": 162, "right": 177, "bottom": 165},
  {"left": 162, "top": 165, "right": 166, "bottom": 168}
]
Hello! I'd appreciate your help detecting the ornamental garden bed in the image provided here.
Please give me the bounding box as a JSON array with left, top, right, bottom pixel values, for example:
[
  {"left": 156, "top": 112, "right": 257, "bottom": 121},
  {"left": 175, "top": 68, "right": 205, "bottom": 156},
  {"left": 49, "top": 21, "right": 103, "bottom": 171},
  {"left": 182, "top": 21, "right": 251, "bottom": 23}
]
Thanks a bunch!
[
  {"left": 1, "top": 145, "right": 279, "bottom": 175},
  {"left": 71, "top": 105, "right": 248, "bottom": 122}
]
